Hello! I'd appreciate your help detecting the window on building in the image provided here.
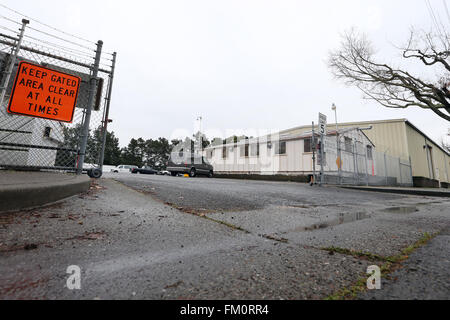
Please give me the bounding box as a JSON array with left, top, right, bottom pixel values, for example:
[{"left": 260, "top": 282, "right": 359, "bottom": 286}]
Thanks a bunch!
[
  {"left": 304, "top": 138, "right": 312, "bottom": 153},
  {"left": 250, "top": 142, "right": 260, "bottom": 157},
  {"left": 274, "top": 141, "right": 286, "bottom": 155},
  {"left": 222, "top": 146, "right": 227, "bottom": 159},
  {"left": 207, "top": 150, "right": 213, "bottom": 158},
  {"left": 44, "top": 127, "right": 51, "bottom": 138},
  {"left": 366, "top": 145, "right": 373, "bottom": 160},
  {"left": 344, "top": 137, "right": 352, "bottom": 152},
  {"left": 240, "top": 143, "right": 249, "bottom": 157}
]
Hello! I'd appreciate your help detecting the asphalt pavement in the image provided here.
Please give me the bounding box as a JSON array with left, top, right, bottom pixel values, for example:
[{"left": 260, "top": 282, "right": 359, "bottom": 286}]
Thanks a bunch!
[{"left": 0, "top": 173, "right": 449, "bottom": 299}]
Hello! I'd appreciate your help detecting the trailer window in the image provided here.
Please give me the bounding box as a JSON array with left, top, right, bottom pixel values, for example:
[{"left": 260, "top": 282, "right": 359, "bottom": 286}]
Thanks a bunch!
[
  {"left": 367, "top": 145, "right": 373, "bottom": 160},
  {"left": 304, "top": 138, "right": 312, "bottom": 153},
  {"left": 274, "top": 141, "right": 286, "bottom": 155}
]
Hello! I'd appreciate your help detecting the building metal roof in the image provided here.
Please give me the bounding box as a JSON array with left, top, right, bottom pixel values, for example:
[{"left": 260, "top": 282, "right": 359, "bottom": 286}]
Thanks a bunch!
[
  {"left": 282, "top": 118, "right": 449, "bottom": 156},
  {"left": 206, "top": 127, "right": 374, "bottom": 149},
  {"left": 206, "top": 118, "right": 448, "bottom": 156}
]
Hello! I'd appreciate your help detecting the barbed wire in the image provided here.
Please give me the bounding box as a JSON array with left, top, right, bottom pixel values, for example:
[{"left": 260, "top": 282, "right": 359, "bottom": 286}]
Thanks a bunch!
[
  {"left": 0, "top": 28, "right": 92, "bottom": 66},
  {"left": 24, "top": 35, "right": 94, "bottom": 58},
  {"left": 0, "top": 22, "right": 111, "bottom": 64},
  {"left": 442, "top": 0, "right": 450, "bottom": 24},
  {"left": 26, "top": 25, "right": 96, "bottom": 52},
  {"left": 0, "top": 3, "right": 96, "bottom": 45},
  {"left": 20, "top": 39, "right": 94, "bottom": 66},
  {"left": 0, "top": 34, "right": 113, "bottom": 74},
  {"left": 0, "top": 13, "right": 97, "bottom": 54},
  {"left": 0, "top": 4, "right": 115, "bottom": 56},
  {"left": 0, "top": 24, "right": 18, "bottom": 37},
  {"left": 425, "top": 0, "right": 448, "bottom": 44},
  {"left": 0, "top": 14, "right": 21, "bottom": 26}
]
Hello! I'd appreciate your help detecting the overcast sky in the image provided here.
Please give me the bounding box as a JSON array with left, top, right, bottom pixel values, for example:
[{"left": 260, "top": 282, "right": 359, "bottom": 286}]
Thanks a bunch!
[{"left": 1, "top": 0, "right": 449, "bottom": 147}]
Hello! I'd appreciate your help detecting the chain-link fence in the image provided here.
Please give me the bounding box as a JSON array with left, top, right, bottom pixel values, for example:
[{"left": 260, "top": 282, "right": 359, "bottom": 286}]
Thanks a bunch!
[
  {"left": 320, "top": 131, "right": 413, "bottom": 186},
  {"left": 0, "top": 17, "right": 116, "bottom": 177}
]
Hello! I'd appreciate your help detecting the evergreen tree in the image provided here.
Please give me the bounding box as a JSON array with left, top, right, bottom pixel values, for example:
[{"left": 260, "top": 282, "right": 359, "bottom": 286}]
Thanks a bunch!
[{"left": 120, "top": 138, "right": 145, "bottom": 167}]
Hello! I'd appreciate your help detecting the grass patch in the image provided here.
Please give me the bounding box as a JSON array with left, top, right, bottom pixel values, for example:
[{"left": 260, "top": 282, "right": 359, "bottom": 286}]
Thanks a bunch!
[
  {"left": 400, "top": 232, "right": 433, "bottom": 257},
  {"left": 326, "top": 277, "right": 368, "bottom": 300}
]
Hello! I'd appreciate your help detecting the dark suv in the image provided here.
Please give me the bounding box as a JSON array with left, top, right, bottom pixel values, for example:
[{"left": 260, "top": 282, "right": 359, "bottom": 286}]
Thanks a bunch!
[{"left": 167, "top": 153, "right": 214, "bottom": 177}]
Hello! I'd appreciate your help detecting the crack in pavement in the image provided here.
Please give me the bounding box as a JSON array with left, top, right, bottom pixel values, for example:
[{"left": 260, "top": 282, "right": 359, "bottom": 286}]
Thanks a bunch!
[{"left": 323, "top": 232, "right": 440, "bottom": 300}]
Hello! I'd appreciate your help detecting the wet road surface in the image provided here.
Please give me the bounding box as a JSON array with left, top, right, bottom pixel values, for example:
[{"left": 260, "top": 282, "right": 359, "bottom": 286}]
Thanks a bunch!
[{"left": 0, "top": 174, "right": 449, "bottom": 299}]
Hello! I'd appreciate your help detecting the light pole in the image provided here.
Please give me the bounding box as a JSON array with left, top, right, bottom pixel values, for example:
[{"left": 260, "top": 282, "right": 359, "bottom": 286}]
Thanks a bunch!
[{"left": 332, "top": 103, "right": 342, "bottom": 184}]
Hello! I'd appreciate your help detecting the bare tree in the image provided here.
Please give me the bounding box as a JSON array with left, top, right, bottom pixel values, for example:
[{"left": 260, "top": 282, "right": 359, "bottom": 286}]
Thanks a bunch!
[
  {"left": 442, "top": 140, "right": 450, "bottom": 152},
  {"left": 442, "top": 128, "right": 450, "bottom": 152},
  {"left": 328, "top": 29, "right": 450, "bottom": 121}
]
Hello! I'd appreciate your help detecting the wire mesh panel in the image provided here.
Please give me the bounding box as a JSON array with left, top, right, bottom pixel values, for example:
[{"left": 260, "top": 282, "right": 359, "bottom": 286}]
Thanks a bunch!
[
  {"left": 321, "top": 130, "right": 413, "bottom": 187},
  {"left": 0, "top": 16, "right": 115, "bottom": 174}
]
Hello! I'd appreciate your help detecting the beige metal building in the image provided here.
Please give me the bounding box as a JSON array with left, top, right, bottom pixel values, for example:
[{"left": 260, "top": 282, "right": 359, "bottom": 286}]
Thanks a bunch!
[{"left": 282, "top": 119, "right": 450, "bottom": 186}]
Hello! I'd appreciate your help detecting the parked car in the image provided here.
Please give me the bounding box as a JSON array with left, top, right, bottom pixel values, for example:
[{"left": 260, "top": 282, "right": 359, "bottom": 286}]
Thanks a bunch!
[
  {"left": 110, "top": 165, "right": 137, "bottom": 173},
  {"left": 167, "top": 153, "right": 213, "bottom": 177},
  {"left": 131, "top": 166, "right": 158, "bottom": 174}
]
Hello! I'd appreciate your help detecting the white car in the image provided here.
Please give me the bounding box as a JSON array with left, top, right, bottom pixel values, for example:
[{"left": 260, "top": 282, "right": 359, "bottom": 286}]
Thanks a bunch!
[{"left": 110, "top": 165, "right": 137, "bottom": 173}]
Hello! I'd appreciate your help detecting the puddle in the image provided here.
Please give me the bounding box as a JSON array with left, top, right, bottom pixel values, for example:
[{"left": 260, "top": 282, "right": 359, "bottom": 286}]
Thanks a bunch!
[
  {"left": 380, "top": 206, "right": 419, "bottom": 214},
  {"left": 289, "top": 211, "right": 369, "bottom": 232}
]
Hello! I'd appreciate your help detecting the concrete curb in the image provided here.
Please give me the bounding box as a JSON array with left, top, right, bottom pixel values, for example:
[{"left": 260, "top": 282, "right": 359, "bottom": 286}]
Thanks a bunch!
[
  {"left": 340, "top": 186, "right": 450, "bottom": 198},
  {"left": 0, "top": 175, "right": 91, "bottom": 212}
]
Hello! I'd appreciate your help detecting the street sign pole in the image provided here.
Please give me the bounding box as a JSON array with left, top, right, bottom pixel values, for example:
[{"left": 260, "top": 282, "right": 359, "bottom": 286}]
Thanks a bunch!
[
  {"left": 318, "top": 113, "right": 327, "bottom": 186},
  {"left": 320, "top": 132, "right": 324, "bottom": 186},
  {"left": 311, "top": 122, "right": 316, "bottom": 185}
]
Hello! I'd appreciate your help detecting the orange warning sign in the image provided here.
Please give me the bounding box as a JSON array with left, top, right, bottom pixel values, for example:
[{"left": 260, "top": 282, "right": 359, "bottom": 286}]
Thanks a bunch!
[
  {"left": 7, "top": 61, "right": 81, "bottom": 123},
  {"left": 336, "top": 156, "right": 343, "bottom": 169}
]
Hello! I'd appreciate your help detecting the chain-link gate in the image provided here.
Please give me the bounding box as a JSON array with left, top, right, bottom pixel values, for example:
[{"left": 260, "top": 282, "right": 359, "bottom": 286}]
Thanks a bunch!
[
  {"left": 0, "top": 18, "right": 116, "bottom": 178},
  {"left": 320, "top": 129, "right": 413, "bottom": 186}
]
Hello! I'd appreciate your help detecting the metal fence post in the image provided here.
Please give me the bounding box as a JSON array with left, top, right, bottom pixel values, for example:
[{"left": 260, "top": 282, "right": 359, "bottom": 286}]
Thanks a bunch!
[
  {"left": 409, "top": 156, "right": 414, "bottom": 186},
  {"left": 398, "top": 158, "right": 402, "bottom": 186},
  {"left": 76, "top": 40, "right": 103, "bottom": 174},
  {"left": 337, "top": 134, "right": 342, "bottom": 185},
  {"left": 98, "top": 52, "right": 117, "bottom": 171},
  {"left": 0, "top": 19, "right": 29, "bottom": 107},
  {"left": 364, "top": 146, "right": 369, "bottom": 186},
  {"left": 352, "top": 140, "right": 358, "bottom": 184},
  {"left": 312, "top": 122, "right": 316, "bottom": 185},
  {"left": 384, "top": 152, "right": 388, "bottom": 185}
]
